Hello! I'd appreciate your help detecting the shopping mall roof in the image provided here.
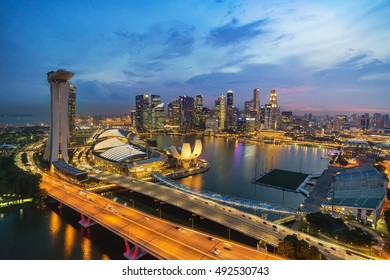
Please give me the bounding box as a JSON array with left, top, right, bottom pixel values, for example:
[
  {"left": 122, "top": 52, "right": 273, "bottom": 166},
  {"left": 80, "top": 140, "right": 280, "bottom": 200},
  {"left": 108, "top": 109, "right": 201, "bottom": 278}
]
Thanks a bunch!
[
  {"left": 254, "top": 169, "right": 309, "bottom": 191},
  {"left": 93, "top": 137, "right": 127, "bottom": 151},
  {"left": 97, "top": 128, "right": 128, "bottom": 139},
  {"left": 52, "top": 159, "right": 87, "bottom": 176},
  {"left": 99, "top": 144, "right": 146, "bottom": 162},
  {"left": 323, "top": 164, "right": 386, "bottom": 209},
  {"left": 342, "top": 139, "right": 370, "bottom": 148}
]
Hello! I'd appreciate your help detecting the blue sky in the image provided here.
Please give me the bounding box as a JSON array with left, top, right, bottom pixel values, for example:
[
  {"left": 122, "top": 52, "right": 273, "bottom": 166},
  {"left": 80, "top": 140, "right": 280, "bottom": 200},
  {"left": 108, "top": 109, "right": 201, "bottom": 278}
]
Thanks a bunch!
[{"left": 0, "top": 0, "right": 389, "bottom": 116}]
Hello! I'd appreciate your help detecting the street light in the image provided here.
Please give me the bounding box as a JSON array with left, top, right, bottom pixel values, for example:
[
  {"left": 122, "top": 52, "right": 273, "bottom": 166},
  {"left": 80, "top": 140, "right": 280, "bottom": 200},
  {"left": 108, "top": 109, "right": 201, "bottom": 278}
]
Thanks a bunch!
[{"left": 227, "top": 228, "right": 231, "bottom": 241}]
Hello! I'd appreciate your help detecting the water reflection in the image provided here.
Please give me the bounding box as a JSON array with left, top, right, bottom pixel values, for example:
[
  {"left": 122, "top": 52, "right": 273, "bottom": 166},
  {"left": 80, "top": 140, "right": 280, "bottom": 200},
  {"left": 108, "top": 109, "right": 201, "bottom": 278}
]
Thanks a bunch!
[
  {"left": 49, "top": 211, "right": 61, "bottom": 238},
  {"left": 64, "top": 224, "right": 75, "bottom": 258},
  {"left": 152, "top": 135, "right": 332, "bottom": 209}
]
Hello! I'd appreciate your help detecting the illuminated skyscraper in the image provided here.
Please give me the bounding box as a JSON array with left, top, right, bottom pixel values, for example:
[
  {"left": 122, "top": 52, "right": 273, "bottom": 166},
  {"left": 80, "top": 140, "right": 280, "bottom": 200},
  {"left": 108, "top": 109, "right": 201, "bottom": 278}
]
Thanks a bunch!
[
  {"left": 179, "top": 95, "right": 195, "bottom": 131},
  {"left": 253, "top": 88, "right": 260, "bottom": 125},
  {"left": 68, "top": 83, "right": 77, "bottom": 143},
  {"left": 135, "top": 94, "right": 150, "bottom": 132},
  {"left": 269, "top": 89, "right": 280, "bottom": 130},
  {"left": 151, "top": 103, "right": 165, "bottom": 131},
  {"left": 226, "top": 90, "right": 236, "bottom": 131},
  {"left": 43, "top": 69, "right": 74, "bottom": 163},
  {"left": 168, "top": 99, "right": 180, "bottom": 126},
  {"left": 215, "top": 94, "right": 226, "bottom": 131},
  {"left": 195, "top": 94, "right": 203, "bottom": 128}
]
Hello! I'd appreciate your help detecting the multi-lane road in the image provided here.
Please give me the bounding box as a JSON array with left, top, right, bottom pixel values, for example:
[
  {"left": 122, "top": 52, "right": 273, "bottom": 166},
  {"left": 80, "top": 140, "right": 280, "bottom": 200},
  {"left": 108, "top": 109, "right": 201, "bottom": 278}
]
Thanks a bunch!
[
  {"left": 89, "top": 170, "right": 381, "bottom": 260},
  {"left": 41, "top": 173, "right": 283, "bottom": 260}
]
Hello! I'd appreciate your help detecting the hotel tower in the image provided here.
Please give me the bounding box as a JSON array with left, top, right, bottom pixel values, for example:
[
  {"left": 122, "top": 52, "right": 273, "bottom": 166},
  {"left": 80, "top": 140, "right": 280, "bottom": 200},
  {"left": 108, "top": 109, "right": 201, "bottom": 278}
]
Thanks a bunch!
[{"left": 43, "top": 69, "right": 74, "bottom": 164}]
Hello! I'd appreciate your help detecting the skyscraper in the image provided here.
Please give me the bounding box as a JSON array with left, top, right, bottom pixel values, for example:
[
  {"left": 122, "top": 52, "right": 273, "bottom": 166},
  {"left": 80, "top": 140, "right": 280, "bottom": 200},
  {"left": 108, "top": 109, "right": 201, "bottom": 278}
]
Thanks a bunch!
[
  {"left": 253, "top": 88, "right": 260, "bottom": 128},
  {"left": 215, "top": 94, "right": 226, "bottom": 131},
  {"left": 135, "top": 94, "right": 150, "bottom": 132},
  {"left": 43, "top": 69, "right": 74, "bottom": 163},
  {"left": 179, "top": 95, "right": 195, "bottom": 131},
  {"left": 226, "top": 90, "right": 236, "bottom": 131},
  {"left": 168, "top": 99, "right": 180, "bottom": 126},
  {"left": 269, "top": 89, "right": 280, "bottom": 130},
  {"left": 151, "top": 94, "right": 161, "bottom": 108},
  {"left": 195, "top": 95, "right": 203, "bottom": 129},
  {"left": 151, "top": 103, "right": 165, "bottom": 131},
  {"left": 68, "top": 83, "right": 77, "bottom": 143}
]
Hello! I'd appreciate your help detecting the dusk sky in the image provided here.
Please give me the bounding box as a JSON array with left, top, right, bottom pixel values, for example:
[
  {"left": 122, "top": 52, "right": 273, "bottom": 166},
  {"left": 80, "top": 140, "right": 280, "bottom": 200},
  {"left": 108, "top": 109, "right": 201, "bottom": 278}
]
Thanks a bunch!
[{"left": 1, "top": 0, "right": 389, "bottom": 116}]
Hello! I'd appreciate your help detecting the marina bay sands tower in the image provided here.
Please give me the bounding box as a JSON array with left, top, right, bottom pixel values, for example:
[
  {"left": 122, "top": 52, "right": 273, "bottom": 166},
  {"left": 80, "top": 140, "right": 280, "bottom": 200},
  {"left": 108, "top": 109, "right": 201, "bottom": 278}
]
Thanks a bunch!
[{"left": 43, "top": 69, "right": 74, "bottom": 164}]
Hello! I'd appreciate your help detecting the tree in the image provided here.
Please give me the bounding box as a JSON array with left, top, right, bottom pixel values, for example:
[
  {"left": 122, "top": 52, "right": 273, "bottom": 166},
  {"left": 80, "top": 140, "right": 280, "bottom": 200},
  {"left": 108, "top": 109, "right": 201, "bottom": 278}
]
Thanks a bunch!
[{"left": 277, "top": 235, "right": 326, "bottom": 260}]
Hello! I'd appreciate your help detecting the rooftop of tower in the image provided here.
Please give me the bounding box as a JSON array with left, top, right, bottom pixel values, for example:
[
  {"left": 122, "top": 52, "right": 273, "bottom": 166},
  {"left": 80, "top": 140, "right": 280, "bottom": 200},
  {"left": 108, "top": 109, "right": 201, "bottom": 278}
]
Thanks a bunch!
[{"left": 47, "top": 69, "right": 74, "bottom": 83}]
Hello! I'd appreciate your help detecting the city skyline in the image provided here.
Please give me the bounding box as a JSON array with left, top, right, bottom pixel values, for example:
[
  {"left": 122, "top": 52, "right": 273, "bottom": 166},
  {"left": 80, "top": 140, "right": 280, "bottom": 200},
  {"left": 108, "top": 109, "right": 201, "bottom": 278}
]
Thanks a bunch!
[{"left": 1, "top": 0, "right": 390, "bottom": 116}]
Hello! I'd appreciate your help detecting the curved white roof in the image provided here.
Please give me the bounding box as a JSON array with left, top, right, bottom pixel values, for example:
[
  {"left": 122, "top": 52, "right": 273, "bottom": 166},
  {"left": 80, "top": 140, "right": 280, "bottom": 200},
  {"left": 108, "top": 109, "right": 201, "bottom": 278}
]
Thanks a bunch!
[
  {"left": 98, "top": 129, "right": 128, "bottom": 139},
  {"left": 94, "top": 138, "right": 127, "bottom": 151},
  {"left": 100, "top": 144, "right": 146, "bottom": 162},
  {"left": 170, "top": 139, "right": 202, "bottom": 160}
]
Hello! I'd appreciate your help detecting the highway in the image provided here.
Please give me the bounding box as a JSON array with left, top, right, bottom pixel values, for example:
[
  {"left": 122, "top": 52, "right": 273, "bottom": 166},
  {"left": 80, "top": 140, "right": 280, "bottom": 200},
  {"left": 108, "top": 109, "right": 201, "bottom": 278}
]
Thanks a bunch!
[
  {"left": 18, "top": 144, "right": 383, "bottom": 260},
  {"left": 41, "top": 173, "right": 283, "bottom": 260},
  {"left": 89, "top": 171, "right": 380, "bottom": 260}
]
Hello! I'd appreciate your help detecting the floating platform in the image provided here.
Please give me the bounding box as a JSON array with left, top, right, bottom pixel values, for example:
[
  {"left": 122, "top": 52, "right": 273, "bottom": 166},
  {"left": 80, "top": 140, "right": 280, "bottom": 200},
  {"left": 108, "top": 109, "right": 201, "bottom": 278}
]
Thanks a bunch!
[{"left": 253, "top": 169, "right": 310, "bottom": 193}]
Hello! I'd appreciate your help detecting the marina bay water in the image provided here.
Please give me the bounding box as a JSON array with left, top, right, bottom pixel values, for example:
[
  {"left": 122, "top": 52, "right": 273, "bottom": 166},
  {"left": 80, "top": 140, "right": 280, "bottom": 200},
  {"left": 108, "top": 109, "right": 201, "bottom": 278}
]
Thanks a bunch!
[
  {"left": 152, "top": 134, "right": 332, "bottom": 210},
  {"left": 0, "top": 134, "right": 332, "bottom": 259}
]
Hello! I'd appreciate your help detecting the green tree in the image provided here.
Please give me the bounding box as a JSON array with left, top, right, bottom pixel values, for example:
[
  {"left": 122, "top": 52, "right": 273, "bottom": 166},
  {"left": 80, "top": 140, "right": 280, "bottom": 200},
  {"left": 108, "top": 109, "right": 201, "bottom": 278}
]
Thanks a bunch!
[{"left": 277, "top": 235, "right": 326, "bottom": 260}]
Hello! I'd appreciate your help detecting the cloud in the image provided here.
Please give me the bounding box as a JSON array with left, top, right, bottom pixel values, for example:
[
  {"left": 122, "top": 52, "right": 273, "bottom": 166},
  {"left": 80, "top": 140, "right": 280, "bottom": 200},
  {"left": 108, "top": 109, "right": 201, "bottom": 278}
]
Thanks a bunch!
[
  {"left": 114, "top": 22, "right": 196, "bottom": 59},
  {"left": 360, "top": 72, "right": 390, "bottom": 81},
  {"left": 152, "top": 24, "right": 196, "bottom": 59},
  {"left": 206, "top": 18, "right": 268, "bottom": 47}
]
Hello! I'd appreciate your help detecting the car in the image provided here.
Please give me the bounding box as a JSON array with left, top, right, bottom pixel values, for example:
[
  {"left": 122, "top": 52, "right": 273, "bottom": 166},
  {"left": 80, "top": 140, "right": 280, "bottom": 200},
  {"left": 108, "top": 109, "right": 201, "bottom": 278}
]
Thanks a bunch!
[
  {"left": 175, "top": 226, "right": 182, "bottom": 231},
  {"left": 208, "top": 237, "right": 216, "bottom": 241},
  {"left": 272, "top": 225, "right": 277, "bottom": 229},
  {"left": 211, "top": 248, "right": 220, "bottom": 255},
  {"left": 262, "top": 221, "right": 267, "bottom": 225},
  {"left": 331, "top": 247, "right": 336, "bottom": 251},
  {"left": 223, "top": 243, "right": 232, "bottom": 250},
  {"left": 305, "top": 238, "right": 311, "bottom": 241},
  {"left": 318, "top": 242, "right": 324, "bottom": 246},
  {"left": 144, "top": 217, "right": 150, "bottom": 221}
]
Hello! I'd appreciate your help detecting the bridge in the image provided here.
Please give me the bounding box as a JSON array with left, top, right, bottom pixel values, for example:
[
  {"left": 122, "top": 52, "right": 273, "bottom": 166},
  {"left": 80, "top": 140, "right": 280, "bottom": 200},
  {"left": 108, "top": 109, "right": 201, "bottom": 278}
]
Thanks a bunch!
[
  {"left": 41, "top": 173, "right": 283, "bottom": 260},
  {"left": 18, "top": 145, "right": 380, "bottom": 260},
  {"left": 151, "top": 172, "right": 299, "bottom": 215}
]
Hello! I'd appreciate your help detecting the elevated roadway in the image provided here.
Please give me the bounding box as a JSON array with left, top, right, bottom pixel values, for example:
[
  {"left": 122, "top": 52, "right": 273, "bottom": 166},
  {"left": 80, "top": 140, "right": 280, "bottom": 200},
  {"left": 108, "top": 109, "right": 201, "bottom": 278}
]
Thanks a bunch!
[
  {"left": 90, "top": 171, "right": 380, "bottom": 260},
  {"left": 41, "top": 174, "right": 283, "bottom": 260}
]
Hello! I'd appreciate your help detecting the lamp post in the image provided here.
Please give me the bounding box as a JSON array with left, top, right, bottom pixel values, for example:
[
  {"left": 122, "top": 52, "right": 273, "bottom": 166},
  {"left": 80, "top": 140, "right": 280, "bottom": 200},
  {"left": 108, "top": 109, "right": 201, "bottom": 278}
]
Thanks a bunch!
[{"left": 227, "top": 228, "right": 231, "bottom": 241}]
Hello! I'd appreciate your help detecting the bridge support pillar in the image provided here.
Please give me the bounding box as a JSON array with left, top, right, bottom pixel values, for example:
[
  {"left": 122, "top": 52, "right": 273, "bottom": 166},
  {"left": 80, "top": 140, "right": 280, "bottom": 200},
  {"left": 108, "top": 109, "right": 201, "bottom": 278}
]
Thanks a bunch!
[
  {"left": 79, "top": 213, "right": 96, "bottom": 228},
  {"left": 123, "top": 240, "right": 147, "bottom": 260},
  {"left": 58, "top": 201, "right": 66, "bottom": 209}
]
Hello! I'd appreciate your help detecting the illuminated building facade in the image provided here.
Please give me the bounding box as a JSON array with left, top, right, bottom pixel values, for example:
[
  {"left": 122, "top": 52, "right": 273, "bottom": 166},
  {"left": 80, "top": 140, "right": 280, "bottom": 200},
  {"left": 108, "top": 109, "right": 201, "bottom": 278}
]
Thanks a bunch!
[
  {"left": 135, "top": 94, "right": 150, "bottom": 132},
  {"left": 269, "top": 89, "right": 280, "bottom": 130},
  {"left": 43, "top": 69, "right": 74, "bottom": 163},
  {"left": 179, "top": 95, "right": 195, "bottom": 131},
  {"left": 68, "top": 84, "right": 77, "bottom": 143},
  {"left": 194, "top": 94, "right": 203, "bottom": 128},
  {"left": 168, "top": 99, "right": 180, "bottom": 126},
  {"left": 151, "top": 103, "right": 165, "bottom": 131},
  {"left": 216, "top": 94, "right": 226, "bottom": 131}
]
